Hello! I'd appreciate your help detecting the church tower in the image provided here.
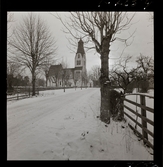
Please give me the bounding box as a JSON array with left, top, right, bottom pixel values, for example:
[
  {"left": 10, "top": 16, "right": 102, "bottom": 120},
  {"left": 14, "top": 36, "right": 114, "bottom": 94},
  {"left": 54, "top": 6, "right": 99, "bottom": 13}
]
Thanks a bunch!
[
  {"left": 74, "top": 39, "right": 86, "bottom": 72},
  {"left": 74, "top": 39, "right": 87, "bottom": 87}
]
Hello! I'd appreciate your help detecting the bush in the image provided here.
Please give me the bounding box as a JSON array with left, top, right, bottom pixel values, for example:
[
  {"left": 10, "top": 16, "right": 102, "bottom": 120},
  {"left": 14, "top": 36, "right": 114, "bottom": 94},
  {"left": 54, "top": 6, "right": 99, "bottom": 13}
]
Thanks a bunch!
[
  {"left": 108, "top": 89, "right": 124, "bottom": 121},
  {"left": 108, "top": 89, "right": 121, "bottom": 115},
  {"left": 138, "top": 80, "right": 149, "bottom": 93},
  {"left": 7, "top": 86, "right": 15, "bottom": 95}
]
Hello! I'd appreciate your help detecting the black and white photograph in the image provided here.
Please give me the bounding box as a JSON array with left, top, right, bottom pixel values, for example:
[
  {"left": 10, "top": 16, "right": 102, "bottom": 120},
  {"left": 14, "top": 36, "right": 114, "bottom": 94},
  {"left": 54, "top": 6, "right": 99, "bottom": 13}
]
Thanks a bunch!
[{"left": 7, "top": 11, "right": 154, "bottom": 160}]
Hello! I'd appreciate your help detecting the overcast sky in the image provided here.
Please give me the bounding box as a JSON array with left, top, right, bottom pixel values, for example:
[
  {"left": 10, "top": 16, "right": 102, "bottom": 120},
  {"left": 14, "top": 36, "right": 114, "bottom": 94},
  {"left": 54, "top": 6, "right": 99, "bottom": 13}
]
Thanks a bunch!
[{"left": 9, "top": 12, "right": 154, "bottom": 76}]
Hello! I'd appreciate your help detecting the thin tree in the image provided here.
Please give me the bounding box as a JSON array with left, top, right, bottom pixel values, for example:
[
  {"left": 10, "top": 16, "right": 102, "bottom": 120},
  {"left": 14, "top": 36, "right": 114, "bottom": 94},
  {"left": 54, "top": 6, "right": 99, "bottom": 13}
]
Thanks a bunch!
[
  {"left": 55, "top": 12, "right": 135, "bottom": 124},
  {"left": 64, "top": 70, "right": 72, "bottom": 87},
  {"left": 41, "top": 56, "right": 57, "bottom": 87},
  {"left": 73, "top": 71, "right": 80, "bottom": 90},
  {"left": 60, "top": 58, "right": 71, "bottom": 92},
  {"left": 88, "top": 65, "right": 101, "bottom": 86},
  {"left": 80, "top": 70, "right": 87, "bottom": 89},
  {"left": 9, "top": 13, "right": 57, "bottom": 96},
  {"left": 83, "top": 71, "right": 89, "bottom": 88}
]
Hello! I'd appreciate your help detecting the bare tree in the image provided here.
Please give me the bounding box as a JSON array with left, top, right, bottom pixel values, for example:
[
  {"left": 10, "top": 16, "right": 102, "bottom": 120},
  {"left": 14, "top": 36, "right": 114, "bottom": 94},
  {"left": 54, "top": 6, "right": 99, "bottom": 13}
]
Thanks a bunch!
[
  {"left": 60, "top": 58, "right": 71, "bottom": 92},
  {"left": 135, "top": 54, "right": 154, "bottom": 92},
  {"left": 62, "top": 69, "right": 72, "bottom": 92},
  {"left": 55, "top": 12, "right": 135, "bottom": 124},
  {"left": 9, "top": 13, "right": 57, "bottom": 96},
  {"left": 110, "top": 55, "right": 154, "bottom": 94},
  {"left": 73, "top": 71, "right": 80, "bottom": 90},
  {"left": 80, "top": 70, "right": 88, "bottom": 89},
  {"left": 136, "top": 54, "right": 154, "bottom": 75},
  {"left": 87, "top": 65, "right": 101, "bottom": 87},
  {"left": 89, "top": 65, "right": 101, "bottom": 80},
  {"left": 110, "top": 56, "right": 137, "bottom": 94}
]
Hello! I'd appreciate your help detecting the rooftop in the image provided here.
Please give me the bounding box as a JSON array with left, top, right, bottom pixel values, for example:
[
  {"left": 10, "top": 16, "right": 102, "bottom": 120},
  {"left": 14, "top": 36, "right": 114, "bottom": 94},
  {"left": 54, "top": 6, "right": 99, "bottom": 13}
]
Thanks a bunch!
[{"left": 48, "top": 64, "right": 63, "bottom": 76}]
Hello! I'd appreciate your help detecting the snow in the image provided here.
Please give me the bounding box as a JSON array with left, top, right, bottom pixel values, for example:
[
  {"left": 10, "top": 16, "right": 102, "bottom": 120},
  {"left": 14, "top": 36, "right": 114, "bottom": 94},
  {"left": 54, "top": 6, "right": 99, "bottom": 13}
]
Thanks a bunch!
[{"left": 7, "top": 88, "right": 153, "bottom": 160}]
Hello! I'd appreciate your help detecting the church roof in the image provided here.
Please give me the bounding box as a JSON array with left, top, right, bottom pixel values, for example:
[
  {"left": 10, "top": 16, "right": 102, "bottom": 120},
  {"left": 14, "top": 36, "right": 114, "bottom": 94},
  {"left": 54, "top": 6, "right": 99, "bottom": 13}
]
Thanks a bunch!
[
  {"left": 48, "top": 64, "right": 63, "bottom": 76},
  {"left": 74, "top": 66, "right": 83, "bottom": 70},
  {"left": 77, "top": 39, "right": 85, "bottom": 55},
  {"left": 63, "top": 68, "right": 74, "bottom": 71}
]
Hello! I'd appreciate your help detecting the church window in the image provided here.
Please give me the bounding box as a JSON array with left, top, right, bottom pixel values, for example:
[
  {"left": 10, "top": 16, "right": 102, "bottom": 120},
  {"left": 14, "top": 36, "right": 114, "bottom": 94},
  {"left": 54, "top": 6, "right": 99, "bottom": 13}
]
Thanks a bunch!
[
  {"left": 77, "top": 60, "right": 81, "bottom": 65},
  {"left": 78, "top": 54, "right": 80, "bottom": 58}
]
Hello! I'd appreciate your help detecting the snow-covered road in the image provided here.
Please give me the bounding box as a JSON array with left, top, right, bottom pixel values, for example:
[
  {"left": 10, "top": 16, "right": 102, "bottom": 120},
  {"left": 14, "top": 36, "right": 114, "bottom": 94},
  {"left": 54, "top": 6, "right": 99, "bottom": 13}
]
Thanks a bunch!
[{"left": 7, "top": 88, "right": 153, "bottom": 160}]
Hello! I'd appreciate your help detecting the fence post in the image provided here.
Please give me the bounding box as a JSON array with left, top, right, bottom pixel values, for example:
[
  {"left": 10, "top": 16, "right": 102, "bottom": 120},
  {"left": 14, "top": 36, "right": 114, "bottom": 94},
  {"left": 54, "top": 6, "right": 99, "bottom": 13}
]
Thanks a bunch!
[
  {"left": 140, "top": 95, "right": 148, "bottom": 144},
  {"left": 17, "top": 91, "right": 19, "bottom": 100},
  {"left": 119, "top": 95, "right": 124, "bottom": 119}
]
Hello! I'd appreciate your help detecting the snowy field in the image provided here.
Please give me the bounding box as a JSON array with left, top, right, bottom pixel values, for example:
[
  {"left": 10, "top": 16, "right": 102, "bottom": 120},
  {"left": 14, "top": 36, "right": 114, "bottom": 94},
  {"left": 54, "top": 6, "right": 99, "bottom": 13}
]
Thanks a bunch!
[{"left": 7, "top": 88, "right": 153, "bottom": 160}]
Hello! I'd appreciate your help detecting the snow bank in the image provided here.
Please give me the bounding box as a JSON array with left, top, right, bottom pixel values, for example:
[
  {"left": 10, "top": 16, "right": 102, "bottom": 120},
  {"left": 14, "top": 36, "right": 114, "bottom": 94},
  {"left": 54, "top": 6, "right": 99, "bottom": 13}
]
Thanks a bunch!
[{"left": 7, "top": 88, "right": 153, "bottom": 160}]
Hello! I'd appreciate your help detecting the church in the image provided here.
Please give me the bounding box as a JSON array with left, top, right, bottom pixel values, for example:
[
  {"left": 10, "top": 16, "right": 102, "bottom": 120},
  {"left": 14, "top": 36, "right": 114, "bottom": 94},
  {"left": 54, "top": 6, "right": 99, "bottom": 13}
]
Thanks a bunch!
[{"left": 47, "top": 39, "right": 93, "bottom": 87}]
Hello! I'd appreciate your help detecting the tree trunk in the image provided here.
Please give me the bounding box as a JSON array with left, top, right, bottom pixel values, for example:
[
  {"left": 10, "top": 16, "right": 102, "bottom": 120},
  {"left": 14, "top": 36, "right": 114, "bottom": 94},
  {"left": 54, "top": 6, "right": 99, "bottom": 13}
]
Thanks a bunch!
[
  {"left": 32, "top": 72, "right": 36, "bottom": 96},
  {"left": 45, "top": 73, "right": 48, "bottom": 87},
  {"left": 124, "top": 88, "right": 126, "bottom": 94},
  {"left": 45, "top": 77, "right": 48, "bottom": 87},
  {"left": 64, "top": 79, "right": 65, "bottom": 92},
  {"left": 99, "top": 38, "right": 111, "bottom": 124}
]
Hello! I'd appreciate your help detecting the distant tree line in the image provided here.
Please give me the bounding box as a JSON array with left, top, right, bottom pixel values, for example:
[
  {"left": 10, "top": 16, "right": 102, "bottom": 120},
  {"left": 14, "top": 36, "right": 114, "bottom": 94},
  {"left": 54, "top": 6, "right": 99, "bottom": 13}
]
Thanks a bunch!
[
  {"left": 7, "top": 74, "right": 29, "bottom": 88},
  {"left": 7, "top": 73, "right": 45, "bottom": 89}
]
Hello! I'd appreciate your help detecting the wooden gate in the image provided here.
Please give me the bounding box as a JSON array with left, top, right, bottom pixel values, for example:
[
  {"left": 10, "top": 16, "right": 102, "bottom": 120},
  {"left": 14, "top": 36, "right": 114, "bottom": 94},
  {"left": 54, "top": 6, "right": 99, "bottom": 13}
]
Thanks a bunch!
[{"left": 122, "top": 93, "right": 154, "bottom": 149}]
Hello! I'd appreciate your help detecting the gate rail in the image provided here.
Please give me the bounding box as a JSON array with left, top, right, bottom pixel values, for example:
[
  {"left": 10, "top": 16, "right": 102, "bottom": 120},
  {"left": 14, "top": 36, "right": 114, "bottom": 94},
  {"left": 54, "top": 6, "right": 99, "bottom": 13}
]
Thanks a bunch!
[{"left": 122, "top": 93, "right": 154, "bottom": 149}]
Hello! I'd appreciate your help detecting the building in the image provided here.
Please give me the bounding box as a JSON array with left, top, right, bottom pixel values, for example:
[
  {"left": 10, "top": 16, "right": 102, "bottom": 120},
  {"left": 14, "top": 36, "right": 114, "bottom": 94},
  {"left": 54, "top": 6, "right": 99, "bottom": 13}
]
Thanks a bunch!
[
  {"left": 47, "top": 39, "right": 92, "bottom": 87},
  {"left": 47, "top": 64, "right": 63, "bottom": 87}
]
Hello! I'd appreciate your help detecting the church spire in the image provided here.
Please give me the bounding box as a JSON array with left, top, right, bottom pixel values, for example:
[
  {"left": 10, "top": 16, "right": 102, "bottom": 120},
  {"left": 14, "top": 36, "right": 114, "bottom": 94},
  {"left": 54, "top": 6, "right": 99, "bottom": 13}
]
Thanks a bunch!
[{"left": 77, "top": 38, "right": 85, "bottom": 55}]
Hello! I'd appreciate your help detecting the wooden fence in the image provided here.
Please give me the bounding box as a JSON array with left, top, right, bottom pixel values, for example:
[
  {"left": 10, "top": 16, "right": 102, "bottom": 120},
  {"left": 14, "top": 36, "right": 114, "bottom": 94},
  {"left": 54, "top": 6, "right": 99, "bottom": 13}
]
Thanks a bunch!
[
  {"left": 7, "top": 88, "right": 39, "bottom": 101},
  {"left": 122, "top": 93, "right": 154, "bottom": 150},
  {"left": 7, "top": 86, "right": 88, "bottom": 101}
]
